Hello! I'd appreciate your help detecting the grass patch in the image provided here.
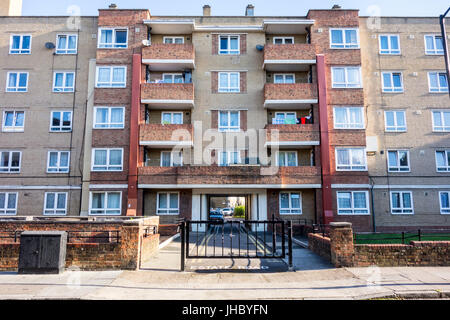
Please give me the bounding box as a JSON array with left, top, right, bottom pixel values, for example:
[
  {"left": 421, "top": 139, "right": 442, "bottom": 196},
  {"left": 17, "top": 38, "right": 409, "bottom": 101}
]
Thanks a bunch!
[{"left": 354, "top": 233, "right": 450, "bottom": 244}]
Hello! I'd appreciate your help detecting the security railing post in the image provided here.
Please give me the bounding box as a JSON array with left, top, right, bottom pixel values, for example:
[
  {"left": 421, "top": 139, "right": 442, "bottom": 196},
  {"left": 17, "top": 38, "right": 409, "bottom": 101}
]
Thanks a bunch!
[
  {"left": 288, "top": 220, "right": 293, "bottom": 270},
  {"left": 418, "top": 229, "right": 421, "bottom": 242},
  {"left": 180, "top": 221, "right": 185, "bottom": 272},
  {"left": 272, "top": 221, "right": 277, "bottom": 256}
]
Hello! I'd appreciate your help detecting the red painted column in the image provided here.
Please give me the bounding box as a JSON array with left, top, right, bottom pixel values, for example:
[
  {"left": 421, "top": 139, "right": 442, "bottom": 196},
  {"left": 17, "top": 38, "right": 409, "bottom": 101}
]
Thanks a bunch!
[
  {"left": 316, "top": 54, "right": 334, "bottom": 225},
  {"left": 126, "top": 53, "right": 141, "bottom": 216}
]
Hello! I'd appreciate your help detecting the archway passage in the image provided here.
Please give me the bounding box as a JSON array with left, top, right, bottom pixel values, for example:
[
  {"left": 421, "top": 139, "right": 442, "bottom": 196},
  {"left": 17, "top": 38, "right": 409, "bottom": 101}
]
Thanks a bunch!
[{"left": 207, "top": 195, "right": 250, "bottom": 221}]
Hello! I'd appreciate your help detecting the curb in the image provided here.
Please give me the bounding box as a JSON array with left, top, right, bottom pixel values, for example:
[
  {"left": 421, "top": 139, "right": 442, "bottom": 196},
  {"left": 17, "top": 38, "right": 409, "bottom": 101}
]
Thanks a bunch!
[
  {"left": 361, "top": 290, "right": 450, "bottom": 300},
  {"left": 159, "top": 233, "right": 180, "bottom": 250}
]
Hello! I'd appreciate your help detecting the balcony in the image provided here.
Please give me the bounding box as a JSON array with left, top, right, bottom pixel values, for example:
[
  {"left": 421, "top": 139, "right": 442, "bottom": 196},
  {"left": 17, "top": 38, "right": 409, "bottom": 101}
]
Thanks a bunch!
[
  {"left": 142, "top": 44, "right": 195, "bottom": 71},
  {"left": 263, "top": 44, "right": 316, "bottom": 71},
  {"left": 265, "top": 124, "right": 320, "bottom": 148},
  {"left": 138, "top": 165, "right": 321, "bottom": 187},
  {"left": 264, "top": 83, "right": 318, "bottom": 108},
  {"left": 141, "top": 83, "right": 194, "bottom": 108},
  {"left": 139, "top": 124, "right": 193, "bottom": 148}
]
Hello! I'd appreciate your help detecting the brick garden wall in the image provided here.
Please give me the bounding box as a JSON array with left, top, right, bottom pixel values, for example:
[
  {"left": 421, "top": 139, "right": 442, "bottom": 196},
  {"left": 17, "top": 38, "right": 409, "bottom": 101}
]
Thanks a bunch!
[{"left": 308, "top": 233, "right": 331, "bottom": 261}]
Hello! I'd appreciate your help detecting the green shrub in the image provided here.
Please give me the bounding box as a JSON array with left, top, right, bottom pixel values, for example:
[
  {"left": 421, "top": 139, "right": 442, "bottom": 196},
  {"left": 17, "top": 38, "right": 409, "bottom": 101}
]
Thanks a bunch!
[{"left": 234, "top": 206, "right": 245, "bottom": 218}]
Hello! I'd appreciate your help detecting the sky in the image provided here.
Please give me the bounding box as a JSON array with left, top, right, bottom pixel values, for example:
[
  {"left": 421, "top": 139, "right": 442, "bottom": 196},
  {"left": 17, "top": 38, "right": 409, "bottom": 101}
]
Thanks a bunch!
[{"left": 21, "top": 0, "right": 450, "bottom": 17}]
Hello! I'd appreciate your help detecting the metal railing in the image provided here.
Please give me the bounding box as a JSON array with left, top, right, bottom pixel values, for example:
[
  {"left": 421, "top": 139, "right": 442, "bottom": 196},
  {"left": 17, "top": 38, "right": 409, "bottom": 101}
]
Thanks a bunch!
[
  {"left": 0, "top": 230, "right": 121, "bottom": 243},
  {"left": 143, "top": 225, "right": 158, "bottom": 237},
  {"left": 354, "top": 229, "right": 450, "bottom": 244}
]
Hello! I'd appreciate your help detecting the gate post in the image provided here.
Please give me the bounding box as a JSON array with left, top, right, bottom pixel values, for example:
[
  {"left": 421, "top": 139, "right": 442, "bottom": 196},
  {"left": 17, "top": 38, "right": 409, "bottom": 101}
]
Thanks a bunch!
[
  {"left": 288, "top": 220, "right": 293, "bottom": 270},
  {"left": 180, "top": 221, "right": 185, "bottom": 272}
]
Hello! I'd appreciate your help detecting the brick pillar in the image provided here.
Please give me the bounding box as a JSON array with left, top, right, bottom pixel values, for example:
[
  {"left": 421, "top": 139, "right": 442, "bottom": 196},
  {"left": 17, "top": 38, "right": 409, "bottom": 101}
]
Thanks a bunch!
[
  {"left": 329, "top": 222, "right": 354, "bottom": 267},
  {"left": 120, "top": 221, "right": 142, "bottom": 270}
]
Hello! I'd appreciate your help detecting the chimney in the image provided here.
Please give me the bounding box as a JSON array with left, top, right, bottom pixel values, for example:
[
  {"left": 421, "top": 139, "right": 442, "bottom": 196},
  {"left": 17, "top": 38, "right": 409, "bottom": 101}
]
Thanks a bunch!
[
  {"left": 0, "top": 0, "right": 22, "bottom": 16},
  {"left": 109, "top": 3, "right": 118, "bottom": 9},
  {"left": 203, "top": 5, "right": 211, "bottom": 16},
  {"left": 245, "top": 4, "right": 254, "bottom": 16},
  {"left": 332, "top": 4, "right": 342, "bottom": 10}
]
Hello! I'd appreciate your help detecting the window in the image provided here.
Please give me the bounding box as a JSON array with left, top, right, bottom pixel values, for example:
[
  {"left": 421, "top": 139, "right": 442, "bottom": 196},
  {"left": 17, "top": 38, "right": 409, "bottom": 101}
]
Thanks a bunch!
[
  {"left": 335, "top": 148, "right": 367, "bottom": 171},
  {"left": 218, "top": 72, "right": 240, "bottom": 92},
  {"left": 390, "top": 191, "right": 413, "bottom": 214},
  {"left": 436, "top": 150, "right": 450, "bottom": 172},
  {"left": 0, "top": 193, "right": 17, "bottom": 215},
  {"left": 47, "top": 151, "right": 70, "bottom": 173},
  {"left": 382, "top": 72, "right": 403, "bottom": 92},
  {"left": 162, "top": 73, "right": 184, "bottom": 83},
  {"left": 277, "top": 151, "right": 298, "bottom": 167},
  {"left": 337, "top": 191, "right": 369, "bottom": 215},
  {"left": 330, "top": 28, "right": 359, "bottom": 49},
  {"left": 439, "top": 192, "right": 450, "bottom": 214},
  {"left": 157, "top": 192, "right": 179, "bottom": 215},
  {"left": 56, "top": 34, "right": 77, "bottom": 54},
  {"left": 379, "top": 35, "right": 400, "bottom": 54},
  {"left": 387, "top": 150, "right": 410, "bottom": 172},
  {"left": 6, "top": 72, "right": 28, "bottom": 92},
  {"left": 2, "top": 111, "right": 24, "bottom": 132},
  {"left": 428, "top": 72, "right": 449, "bottom": 93},
  {"left": 385, "top": 111, "right": 406, "bottom": 132},
  {"left": 53, "top": 72, "right": 75, "bottom": 92},
  {"left": 92, "top": 148, "right": 123, "bottom": 171},
  {"left": 50, "top": 111, "right": 72, "bottom": 132},
  {"left": 333, "top": 107, "right": 364, "bottom": 129},
  {"left": 219, "top": 35, "right": 239, "bottom": 55},
  {"left": 9, "top": 35, "right": 31, "bottom": 54},
  {"left": 44, "top": 192, "right": 67, "bottom": 215},
  {"left": 95, "top": 66, "right": 126, "bottom": 88},
  {"left": 425, "top": 35, "right": 444, "bottom": 55},
  {"left": 89, "top": 192, "right": 121, "bottom": 215},
  {"left": 161, "top": 112, "right": 182, "bottom": 124},
  {"left": 279, "top": 192, "right": 302, "bottom": 214},
  {"left": 273, "top": 37, "right": 294, "bottom": 44},
  {"left": 160, "top": 151, "right": 183, "bottom": 167},
  {"left": 218, "top": 111, "right": 240, "bottom": 131},
  {"left": 273, "top": 112, "right": 296, "bottom": 124},
  {"left": 0, "top": 151, "right": 21, "bottom": 173},
  {"left": 98, "top": 28, "right": 128, "bottom": 48},
  {"left": 93, "top": 107, "right": 124, "bottom": 129},
  {"left": 163, "top": 37, "right": 184, "bottom": 44},
  {"left": 219, "top": 151, "right": 240, "bottom": 166},
  {"left": 274, "top": 74, "right": 295, "bottom": 84},
  {"left": 432, "top": 111, "right": 450, "bottom": 132},
  {"left": 331, "top": 67, "right": 362, "bottom": 88}
]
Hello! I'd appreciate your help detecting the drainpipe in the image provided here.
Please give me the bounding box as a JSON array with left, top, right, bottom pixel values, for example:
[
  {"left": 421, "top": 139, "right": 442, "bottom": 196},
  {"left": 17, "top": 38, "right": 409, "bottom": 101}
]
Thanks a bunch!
[{"left": 440, "top": 7, "right": 450, "bottom": 98}]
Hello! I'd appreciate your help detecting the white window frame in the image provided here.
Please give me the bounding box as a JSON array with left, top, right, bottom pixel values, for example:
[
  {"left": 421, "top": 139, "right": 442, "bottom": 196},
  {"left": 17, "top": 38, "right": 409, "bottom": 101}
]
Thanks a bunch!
[
  {"left": 218, "top": 72, "right": 240, "bottom": 93},
  {"left": 432, "top": 110, "right": 450, "bottom": 132},
  {"left": 161, "top": 112, "right": 183, "bottom": 124},
  {"left": 2, "top": 111, "right": 25, "bottom": 132},
  {"left": 163, "top": 36, "right": 185, "bottom": 44},
  {"left": 335, "top": 148, "right": 367, "bottom": 171},
  {"left": 333, "top": 106, "right": 365, "bottom": 129},
  {"left": 6, "top": 72, "right": 28, "bottom": 92},
  {"left": 219, "top": 35, "right": 240, "bottom": 55},
  {"left": 273, "top": 37, "right": 294, "bottom": 44},
  {"left": 50, "top": 111, "right": 73, "bottom": 132},
  {"left": 329, "top": 28, "right": 360, "bottom": 49},
  {"left": 337, "top": 191, "right": 370, "bottom": 215},
  {"left": 156, "top": 192, "right": 180, "bottom": 215},
  {"left": 276, "top": 151, "right": 298, "bottom": 167},
  {"left": 43, "top": 192, "right": 68, "bottom": 215},
  {"left": 98, "top": 27, "right": 128, "bottom": 49},
  {"left": 9, "top": 34, "right": 32, "bottom": 54},
  {"left": 387, "top": 150, "right": 410, "bottom": 172},
  {"left": 0, "top": 151, "right": 21, "bottom": 173},
  {"left": 52, "top": 71, "right": 75, "bottom": 92},
  {"left": 218, "top": 150, "right": 241, "bottom": 166},
  {"left": 384, "top": 110, "right": 407, "bottom": 132},
  {"left": 160, "top": 151, "right": 183, "bottom": 167},
  {"left": 435, "top": 150, "right": 450, "bottom": 172},
  {"left": 47, "top": 151, "right": 70, "bottom": 173},
  {"left": 424, "top": 35, "right": 444, "bottom": 55},
  {"left": 390, "top": 191, "right": 414, "bottom": 215},
  {"left": 95, "top": 66, "right": 127, "bottom": 88},
  {"left": 381, "top": 71, "right": 404, "bottom": 93},
  {"left": 378, "top": 34, "right": 401, "bottom": 55},
  {"left": 0, "top": 192, "right": 18, "bottom": 215},
  {"left": 162, "top": 73, "right": 184, "bottom": 83},
  {"left": 331, "top": 67, "right": 362, "bottom": 88},
  {"left": 274, "top": 112, "right": 297, "bottom": 124},
  {"left": 218, "top": 110, "right": 240, "bottom": 132},
  {"left": 89, "top": 191, "right": 122, "bottom": 215},
  {"left": 279, "top": 192, "right": 302, "bottom": 215},
  {"left": 91, "top": 148, "right": 123, "bottom": 171},
  {"left": 428, "top": 72, "right": 449, "bottom": 93},
  {"left": 273, "top": 73, "right": 295, "bottom": 84},
  {"left": 439, "top": 191, "right": 450, "bottom": 214},
  {"left": 55, "top": 34, "right": 78, "bottom": 54},
  {"left": 93, "top": 107, "right": 125, "bottom": 129}
]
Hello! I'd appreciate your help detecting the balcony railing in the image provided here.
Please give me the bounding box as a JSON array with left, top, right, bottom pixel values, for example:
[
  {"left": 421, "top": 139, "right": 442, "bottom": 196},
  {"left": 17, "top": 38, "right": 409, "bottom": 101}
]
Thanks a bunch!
[
  {"left": 140, "top": 124, "right": 193, "bottom": 146},
  {"left": 141, "top": 83, "right": 194, "bottom": 107},
  {"left": 142, "top": 43, "right": 195, "bottom": 70},
  {"left": 265, "top": 124, "right": 320, "bottom": 146},
  {"left": 263, "top": 44, "right": 316, "bottom": 71},
  {"left": 264, "top": 83, "right": 318, "bottom": 108}
]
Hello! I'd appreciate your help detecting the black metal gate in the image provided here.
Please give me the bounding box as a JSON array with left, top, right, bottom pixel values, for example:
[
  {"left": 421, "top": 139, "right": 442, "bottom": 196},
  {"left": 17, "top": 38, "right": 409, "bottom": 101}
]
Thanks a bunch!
[{"left": 179, "top": 219, "right": 293, "bottom": 271}]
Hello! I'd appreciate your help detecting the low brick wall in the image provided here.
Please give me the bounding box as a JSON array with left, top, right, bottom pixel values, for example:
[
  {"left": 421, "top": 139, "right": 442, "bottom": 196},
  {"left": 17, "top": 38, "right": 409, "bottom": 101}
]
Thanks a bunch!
[
  {"left": 308, "top": 233, "right": 331, "bottom": 261},
  {"left": 140, "top": 234, "right": 160, "bottom": 265},
  {"left": 159, "top": 224, "right": 179, "bottom": 236}
]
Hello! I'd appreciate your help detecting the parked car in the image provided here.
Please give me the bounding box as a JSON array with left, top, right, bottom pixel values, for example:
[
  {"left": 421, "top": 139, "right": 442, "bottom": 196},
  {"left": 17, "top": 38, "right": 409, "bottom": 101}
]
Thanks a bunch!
[
  {"left": 222, "top": 208, "right": 233, "bottom": 216},
  {"left": 209, "top": 211, "right": 224, "bottom": 223}
]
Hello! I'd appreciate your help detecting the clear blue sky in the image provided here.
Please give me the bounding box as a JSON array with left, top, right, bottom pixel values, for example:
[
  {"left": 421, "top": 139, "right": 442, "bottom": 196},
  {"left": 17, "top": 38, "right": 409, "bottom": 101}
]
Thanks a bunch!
[{"left": 22, "top": 0, "right": 450, "bottom": 17}]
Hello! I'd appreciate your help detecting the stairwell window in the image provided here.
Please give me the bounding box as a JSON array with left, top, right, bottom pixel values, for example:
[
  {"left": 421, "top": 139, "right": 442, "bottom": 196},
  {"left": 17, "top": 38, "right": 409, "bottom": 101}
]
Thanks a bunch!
[
  {"left": 89, "top": 192, "right": 121, "bottom": 215},
  {"left": 331, "top": 67, "right": 362, "bottom": 88},
  {"left": 161, "top": 112, "right": 183, "bottom": 124},
  {"left": 0, "top": 193, "right": 17, "bottom": 215},
  {"left": 50, "top": 111, "right": 72, "bottom": 132},
  {"left": 390, "top": 191, "right": 414, "bottom": 214},
  {"left": 218, "top": 72, "right": 240, "bottom": 92},
  {"left": 428, "top": 72, "right": 449, "bottom": 93},
  {"left": 439, "top": 192, "right": 450, "bottom": 214},
  {"left": 385, "top": 110, "right": 407, "bottom": 132},
  {"left": 0, "top": 151, "right": 21, "bottom": 173},
  {"left": 432, "top": 111, "right": 450, "bottom": 132},
  {"left": 425, "top": 35, "right": 444, "bottom": 55},
  {"left": 2, "top": 111, "right": 24, "bottom": 132},
  {"left": 6, "top": 72, "right": 28, "bottom": 92},
  {"left": 337, "top": 191, "right": 369, "bottom": 215},
  {"left": 95, "top": 66, "right": 126, "bottom": 88},
  {"left": 274, "top": 74, "right": 295, "bottom": 84},
  {"left": 157, "top": 192, "right": 179, "bottom": 215},
  {"left": 382, "top": 72, "right": 403, "bottom": 92},
  {"left": 163, "top": 73, "right": 184, "bottom": 83},
  {"left": 330, "top": 28, "right": 359, "bottom": 49},
  {"left": 333, "top": 107, "right": 364, "bottom": 129},
  {"left": 44, "top": 192, "right": 67, "bottom": 215},
  {"left": 379, "top": 34, "right": 400, "bottom": 54},
  {"left": 219, "top": 35, "right": 240, "bottom": 55},
  {"left": 218, "top": 151, "right": 240, "bottom": 166},
  {"left": 273, "top": 37, "right": 294, "bottom": 44},
  {"left": 92, "top": 148, "right": 123, "bottom": 171},
  {"left": 277, "top": 151, "right": 298, "bottom": 167},
  {"left": 160, "top": 151, "right": 183, "bottom": 167},
  {"left": 53, "top": 72, "right": 75, "bottom": 92},
  {"left": 436, "top": 150, "right": 450, "bottom": 172},
  {"left": 387, "top": 150, "right": 410, "bottom": 172},
  {"left": 279, "top": 192, "right": 302, "bottom": 215},
  {"left": 218, "top": 111, "right": 240, "bottom": 132},
  {"left": 56, "top": 34, "right": 78, "bottom": 54},
  {"left": 163, "top": 37, "right": 184, "bottom": 44},
  {"left": 9, "top": 35, "right": 31, "bottom": 54},
  {"left": 93, "top": 107, "right": 124, "bottom": 129},
  {"left": 335, "top": 148, "right": 367, "bottom": 171},
  {"left": 98, "top": 28, "right": 128, "bottom": 48},
  {"left": 47, "top": 151, "right": 70, "bottom": 173}
]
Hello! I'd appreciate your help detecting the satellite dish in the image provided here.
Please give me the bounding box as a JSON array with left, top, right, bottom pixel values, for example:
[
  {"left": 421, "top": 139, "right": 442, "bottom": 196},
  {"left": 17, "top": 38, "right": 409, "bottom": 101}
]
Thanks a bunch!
[
  {"left": 256, "top": 44, "right": 264, "bottom": 51},
  {"left": 45, "top": 42, "right": 56, "bottom": 49}
]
